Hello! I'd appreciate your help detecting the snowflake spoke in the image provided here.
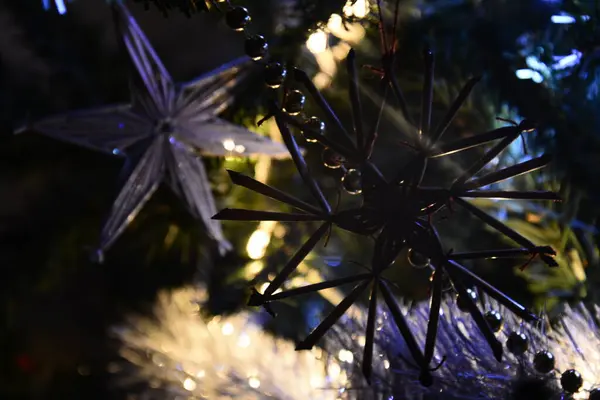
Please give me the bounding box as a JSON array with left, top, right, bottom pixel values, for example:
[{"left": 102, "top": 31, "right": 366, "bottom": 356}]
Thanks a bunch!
[
  {"left": 387, "top": 66, "right": 414, "bottom": 126},
  {"left": 419, "top": 48, "right": 434, "bottom": 141},
  {"left": 447, "top": 271, "right": 504, "bottom": 361},
  {"left": 262, "top": 222, "right": 331, "bottom": 297},
  {"left": 212, "top": 209, "right": 324, "bottom": 222},
  {"left": 365, "top": 82, "right": 389, "bottom": 159},
  {"left": 430, "top": 76, "right": 481, "bottom": 145},
  {"left": 453, "top": 131, "right": 523, "bottom": 187},
  {"left": 275, "top": 112, "right": 357, "bottom": 159},
  {"left": 225, "top": 170, "right": 323, "bottom": 215},
  {"left": 275, "top": 113, "right": 332, "bottom": 214},
  {"left": 449, "top": 247, "right": 555, "bottom": 261},
  {"left": 463, "top": 154, "right": 553, "bottom": 190},
  {"left": 379, "top": 279, "right": 432, "bottom": 386},
  {"left": 258, "top": 273, "right": 373, "bottom": 304},
  {"left": 452, "top": 197, "right": 555, "bottom": 264},
  {"left": 430, "top": 126, "right": 517, "bottom": 158},
  {"left": 362, "top": 284, "right": 378, "bottom": 384},
  {"left": 296, "top": 280, "right": 370, "bottom": 351},
  {"left": 347, "top": 49, "right": 366, "bottom": 153},
  {"left": 293, "top": 68, "right": 356, "bottom": 152},
  {"left": 446, "top": 260, "right": 539, "bottom": 321},
  {"left": 458, "top": 190, "right": 560, "bottom": 201},
  {"left": 424, "top": 265, "right": 444, "bottom": 365}
]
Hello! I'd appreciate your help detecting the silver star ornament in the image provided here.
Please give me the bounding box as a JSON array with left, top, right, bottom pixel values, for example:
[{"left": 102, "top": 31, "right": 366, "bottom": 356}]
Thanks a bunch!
[{"left": 17, "top": 2, "right": 289, "bottom": 261}]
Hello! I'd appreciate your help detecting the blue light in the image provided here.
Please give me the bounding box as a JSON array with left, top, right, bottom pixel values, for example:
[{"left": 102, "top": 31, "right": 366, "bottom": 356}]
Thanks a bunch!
[
  {"left": 551, "top": 14, "right": 576, "bottom": 24},
  {"left": 515, "top": 69, "right": 544, "bottom": 83},
  {"left": 323, "top": 256, "right": 342, "bottom": 268},
  {"left": 118, "top": 122, "right": 125, "bottom": 129},
  {"left": 55, "top": 0, "right": 67, "bottom": 15},
  {"left": 552, "top": 51, "right": 582, "bottom": 70},
  {"left": 531, "top": 72, "right": 544, "bottom": 83},
  {"left": 112, "top": 148, "right": 121, "bottom": 155},
  {"left": 42, "top": 0, "right": 68, "bottom": 15},
  {"left": 516, "top": 69, "right": 534, "bottom": 79},
  {"left": 525, "top": 56, "right": 545, "bottom": 71}
]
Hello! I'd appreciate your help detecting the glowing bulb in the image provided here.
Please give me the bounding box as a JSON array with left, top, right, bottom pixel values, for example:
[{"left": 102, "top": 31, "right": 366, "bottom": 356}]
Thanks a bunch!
[
  {"left": 196, "top": 370, "right": 206, "bottom": 378},
  {"left": 237, "top": 333, "right": 251, "bottom": 348},
  {"left": 515, "top": 69, "right": 543, "bottom": 83},
  {"left": 45, "top": 0, "right": 68, "bottom": 14},
  {"left": 328, "top": 14, "right": 343, "bottom": 31},
  {"left": 343, "top": 2, "right": 353, "bottom": 16},
  {"left": 531, "top": 72, "right": 544, "bottom": 83},
  {"left": 310, "top": 375, "right": 323, "bottom": 388},
  {"left": 234, "top": 144, "right": 246, "bottom": 153},
  {"left": 306, "top": 30, "right": 328, "bottom": 54},
  {"left": 259, "top": 282, "right": 281, "bottom": 295},
  {"left": 313, "top": 72, "right": 332, "bottom": 90},
  {"left": 343, "top": 0, "right": 369, "bottom": 18},
  {"left": 551, "top": 14, "right": 576, "bottom": 24},
  {"left": 260, "top": 282, "right": 270, "bottom": 293},
  {"left": 516, "top": 69, "right": 534, "bottom": 79},
  {"left": 328, "top": 362, "right": 341, "bottom": 379},
  {"left": 338, "top": 349, "right": 354, "bottom": 363},
  {"left": 223, "top": 139, "right": 236, "bottom": 151},
  {"left": 246, "top": 229, "right": 271, "bottom": 260},
  {"left": 352, "top": 0, "right": 369, "bottom": 18},
  {"left": 183, "top": 378, "right": 197, "bottom": 391},
  {"left": 384, "top": 359, "right": 390, "bottom": 369},
  {"left": 221, "top": 322, "right": 234, "bottom": 336},
  {"left": 246, "top": 260, "right": 264, "bottom": 277},
  {"left": 248, "top": 376, "right": 261, "bottom": 388},
  {"left": 525, "top": 56, "right": 546, "bottom": 71}
]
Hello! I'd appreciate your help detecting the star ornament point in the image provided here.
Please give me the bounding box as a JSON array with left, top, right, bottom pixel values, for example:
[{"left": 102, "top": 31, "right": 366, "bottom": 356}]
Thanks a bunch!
[{"left": 18, "top": 2, "right": 288, "bottom": 259}]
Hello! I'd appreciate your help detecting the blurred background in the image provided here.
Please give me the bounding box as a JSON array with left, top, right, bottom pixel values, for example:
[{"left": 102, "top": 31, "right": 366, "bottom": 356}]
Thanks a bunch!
[{"left": 1, "top": 0, "right": 600, "bottom": 398}]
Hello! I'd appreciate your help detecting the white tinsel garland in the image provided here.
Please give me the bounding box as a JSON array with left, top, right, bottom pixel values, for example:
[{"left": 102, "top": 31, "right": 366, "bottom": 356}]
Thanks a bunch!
[
  {"left": 113, "top": 287, "right": 348, "bottom": 400},
  {"left": 114, "top": 286, "right": 600, "bottom": 400},
  {"left": 331, "top": 296, "right": 600, "bottom": 400}
]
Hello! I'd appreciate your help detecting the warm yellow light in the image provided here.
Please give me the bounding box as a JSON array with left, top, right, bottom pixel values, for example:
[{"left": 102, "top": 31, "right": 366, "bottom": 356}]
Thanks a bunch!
[
  {"left": 313, "top": 72, "right": 332, "bottom": 90},
  {"left": 384, "top": 359, "right": 390, "bottom": 369},
  {"left": 352, "top": 0, "right": 370, "bottom": 18},
  {"left": 259, "top": 282, "right": 281, "bottom": 295},
  {"left": 237, "top": 333, "right": 251, "bottom": 348},
  {"left": 310, "top": 375, "right": 323, "bottom": 388},
  {"left": 246, "top": 229, "right": 271, "bottom": 260},
  {"left": 306, "top": 30, "right": 328, "bottom": 54},
  {"left": 248, "top": 376, "right": 261, "bottom": 388},
  {"left": 328, "top": 362, "right": 341, "bottom": 379},
  {"left": 183, "top": 377, "right": 197, "bottom": 391},
  {"left": 221, "top": 322, "right": 234, "bottom": 336},
  {"left": 222, "top": 139, "right": 235, "bottom": 151},
  {"left": 327, "top": 14, "right": 343, "bottom": 31},
  {"left": 338, "top": 349, "right": 354, "bottom": 363},
  {"left": 343, "top": 0, "right": 369, "bottom": 18},
  {"left": 246, "top": 221, "right": 277, "bottom": 260},
  {"left": 245, "top": 260, "right": 264, "bottom": 278}
]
